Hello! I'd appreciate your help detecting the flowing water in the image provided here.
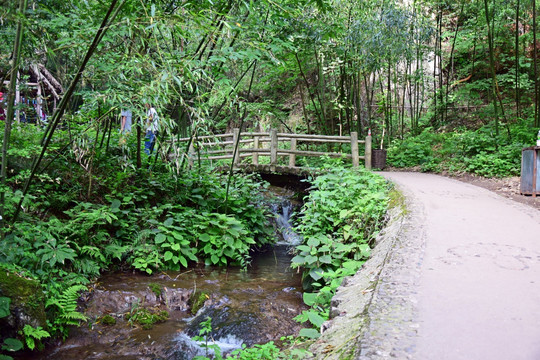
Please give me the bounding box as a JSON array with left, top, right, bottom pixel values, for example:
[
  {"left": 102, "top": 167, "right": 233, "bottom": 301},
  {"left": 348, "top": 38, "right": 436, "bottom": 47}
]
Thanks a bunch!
[{"left": 21, "top": 184, "right": 306, "bottom": 360}]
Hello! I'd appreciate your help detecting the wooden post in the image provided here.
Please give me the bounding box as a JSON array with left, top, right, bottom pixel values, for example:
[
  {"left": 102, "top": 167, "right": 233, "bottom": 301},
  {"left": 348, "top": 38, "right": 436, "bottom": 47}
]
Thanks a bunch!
[
  {"left": 365, "top": 135, "right": 372, "bottom": 170},
  {"left": 289, "top": 137, "right": 297, "bottom": 168},
  {"left": 351, "top": 132, "right": 359, "bottom": 168},
  {"left": 253, "top": 135, "right": 259, "bottom": 165},
  {"left": 233, "top": 128, "right": 240, "bottom": 167},
  {"left": 270, "top": 129, "right": 277, "bottom": 171}
]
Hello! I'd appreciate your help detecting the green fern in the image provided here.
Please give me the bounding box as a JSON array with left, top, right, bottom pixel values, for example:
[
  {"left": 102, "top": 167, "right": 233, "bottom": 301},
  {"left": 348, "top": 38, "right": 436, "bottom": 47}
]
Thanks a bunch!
[
  {"left": 21, "top": 325, "right": 50, "bottom": 350},
  {"left": 46, "top": 285, "right": 88, "bottom": 327},
  {"left": 80, "top": 245, "right": 106, "bottom": 263}
]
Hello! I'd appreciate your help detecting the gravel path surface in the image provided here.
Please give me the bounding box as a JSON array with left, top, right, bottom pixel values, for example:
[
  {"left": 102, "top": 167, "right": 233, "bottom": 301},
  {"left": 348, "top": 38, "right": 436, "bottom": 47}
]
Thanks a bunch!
[{"left": 310, "top": 172, "right": 540, "bottom": 360}]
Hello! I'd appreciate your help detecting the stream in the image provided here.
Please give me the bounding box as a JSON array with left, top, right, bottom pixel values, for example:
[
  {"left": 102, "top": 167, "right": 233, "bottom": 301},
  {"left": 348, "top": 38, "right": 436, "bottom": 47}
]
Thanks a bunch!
[{"left": 21, "top": 183, "right": 306, "bottom": 360}]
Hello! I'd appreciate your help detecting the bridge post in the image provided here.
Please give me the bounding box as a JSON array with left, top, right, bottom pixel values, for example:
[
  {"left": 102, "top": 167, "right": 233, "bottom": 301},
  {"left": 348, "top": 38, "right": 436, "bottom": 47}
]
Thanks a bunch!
[
  {"left": 351, "top": 132, "right": 359, "bottom": 168},
  {"left": 233, "top": 128, "right": 240, "bottom": 167},
  {"left": 289, "top": 137, "right": 297, "bottom": 168},
  {"left": 365, "top": 135, "right": 372, "bottom": 170},
  {"left": 253, "top": 135, "right": 259, "bottom": 165},
  {"left": 270, "top": 129, "right": 278, "bottom": 171}
]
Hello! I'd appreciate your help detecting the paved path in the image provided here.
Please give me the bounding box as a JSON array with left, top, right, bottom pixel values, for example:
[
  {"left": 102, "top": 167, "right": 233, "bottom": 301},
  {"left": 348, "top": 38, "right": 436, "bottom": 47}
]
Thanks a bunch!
[{"left": 381, "top": 172, "right": 540, "bottom": 360}]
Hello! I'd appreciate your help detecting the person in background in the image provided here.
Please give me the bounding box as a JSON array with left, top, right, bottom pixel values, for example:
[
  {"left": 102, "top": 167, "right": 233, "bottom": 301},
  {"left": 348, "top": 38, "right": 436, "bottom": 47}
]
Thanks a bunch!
[
  {"left": 144, "top": 103, "right": 159, "bottom": 155},
  {"left": 120, "top": 107, "right": 132, "bottom": 133}
]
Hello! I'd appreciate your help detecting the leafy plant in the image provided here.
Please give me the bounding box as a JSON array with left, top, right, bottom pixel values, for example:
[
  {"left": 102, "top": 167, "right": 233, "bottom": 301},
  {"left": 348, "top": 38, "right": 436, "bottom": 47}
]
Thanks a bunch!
[
  {"left": 292, "top": 165, "right": 388, "bottom": 289},
  {"left": 45, "top": 285, "right": 88, "bottom": 338},
  {"left": 294, "top": 260, "right": 363, "bottom": 338},
  {"left": 154, "top": 216, "right": 198, "bottom": 270},
  {"left": 21, "top": 325, "right": 50, "bottom": 351},
  {"left": 0, "top": 297, "right": 24, "bottom": 360},
  {"left": 193, "top": 212, "right": 254, "bottom": 267},
  {"left": 193, "top": 316, "right": 223, "bottom": 360}
]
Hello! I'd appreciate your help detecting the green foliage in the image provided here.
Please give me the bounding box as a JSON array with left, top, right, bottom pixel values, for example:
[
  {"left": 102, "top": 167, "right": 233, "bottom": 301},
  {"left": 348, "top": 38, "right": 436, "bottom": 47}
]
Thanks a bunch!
[
  {"left": 189, "top": 291, "right": 209, "bottom": 315},
  {"left": 45, "top": 285, "right": 88, "bottom": 338},
  {"left": 125, "top": 305, "right": 169, "bottom": 330},
  {"left": 0, "top": 297, "right": 9, "bottom": 318},
  {"left": 153, "top": 215, "right": 198, "bottom": 270},
  {"left": 0, "top": 297, "right": 24, "bottom": 359},
  {"left": 388, "top": 122, "right": 531, "bottom": 178},
  {"left": 387, "top": 128, "right": 442, "bottom": 169},
  {"left": 193, "top": 317, "right": 223, "bottom": 360},
  {"left": 228, "top": 342, "right": 296, "bottom": 360},
  {"left": 290, "top": 163, "right": 388, "bottom": 337},
  {"left": 21, "top": 325, "right": 50, "bottom": 351},
  {"left": 194, "top": 212, "right": 254, "bottom": 267},
  {"left": 1, "top": 338, "right": 23, "bottom": 352},
  {"left": 294, "top": 260, "right": 363, "bottom": 336},
  {"left": 292, "top": 165, "right": 388, "bottom": 288}
]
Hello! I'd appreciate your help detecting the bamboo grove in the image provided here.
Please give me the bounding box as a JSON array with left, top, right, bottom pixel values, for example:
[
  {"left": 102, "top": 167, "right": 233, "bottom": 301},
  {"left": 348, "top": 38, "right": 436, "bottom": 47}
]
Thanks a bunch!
[{"left": 1, "top": 0, "right": 540, "bottom": 202}]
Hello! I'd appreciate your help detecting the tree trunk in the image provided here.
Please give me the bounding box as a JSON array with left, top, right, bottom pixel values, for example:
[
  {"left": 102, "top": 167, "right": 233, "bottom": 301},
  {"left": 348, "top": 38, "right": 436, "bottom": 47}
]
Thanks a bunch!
[
  {"left": 535, "top": 0, "right": 540, "bottom": 127},
  {"left": 515, "top": 0, "right": 521, "bottom": 117},
  {"left": 484, "top": 0, "right": 500, "bottom": 137}
]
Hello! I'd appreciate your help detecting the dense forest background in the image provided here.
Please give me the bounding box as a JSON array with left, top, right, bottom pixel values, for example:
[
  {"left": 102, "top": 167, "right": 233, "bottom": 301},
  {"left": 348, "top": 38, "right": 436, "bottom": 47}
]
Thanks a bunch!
[
  {"left": 3, "top": 0, "right": 540, "bottom": 179},
  {"left": 1, "top": 0, "right": 540, "bottom": 356}
]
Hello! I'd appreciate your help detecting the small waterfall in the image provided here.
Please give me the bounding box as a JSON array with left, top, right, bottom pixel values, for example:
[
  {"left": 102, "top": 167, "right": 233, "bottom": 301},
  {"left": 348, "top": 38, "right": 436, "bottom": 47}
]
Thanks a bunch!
[
  {"left": 174, "top": 333, "right": 244, "bottom": 359},
  {"left": 271, "top": 199, "right": 302, "bottom": 246}
]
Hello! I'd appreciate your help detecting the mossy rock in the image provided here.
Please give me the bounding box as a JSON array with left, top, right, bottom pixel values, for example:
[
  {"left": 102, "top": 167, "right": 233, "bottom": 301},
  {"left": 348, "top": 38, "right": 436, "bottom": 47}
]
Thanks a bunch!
[
  {"left": 125, "top": 307, "right": 169, "bottom": 330},
  {"left": 148, "top": 283, "right": 162, "bottom": 297},
  {"left": 100, "top": 314, "right": 117, "bottom": 326},
  {"left": 188, "top": 291, "right": 209, "bottom": 315},
  {"left": 0, "top": 269, "right": 47, "bottom": 338}
]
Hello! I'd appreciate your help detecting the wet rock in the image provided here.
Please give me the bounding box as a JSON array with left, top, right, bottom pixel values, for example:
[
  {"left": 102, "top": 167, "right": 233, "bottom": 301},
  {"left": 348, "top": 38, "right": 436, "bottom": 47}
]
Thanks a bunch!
[
  {"left": 163, "top": 287, "right": 192, "bottom": 312},
  {"left": 85, "top": 289, "right": 159, "bottom": 318}
]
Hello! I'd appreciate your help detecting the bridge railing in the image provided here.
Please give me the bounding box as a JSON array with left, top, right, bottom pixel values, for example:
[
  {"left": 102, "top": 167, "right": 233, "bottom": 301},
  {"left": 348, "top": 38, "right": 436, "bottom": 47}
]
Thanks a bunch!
[{"left": 177, "top": 129, "right": 372, "bottom": 171}]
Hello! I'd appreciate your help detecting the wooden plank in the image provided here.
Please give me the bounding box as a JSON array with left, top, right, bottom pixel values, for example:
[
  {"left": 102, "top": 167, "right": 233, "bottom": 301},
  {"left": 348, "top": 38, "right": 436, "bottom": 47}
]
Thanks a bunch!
[
  {"left": 278, "top": 149, "right": 352, "bottom": 158},
  {"left": 206, "top": 155, "right": 234, "bottom": 160},
  {"left": 177, "top": 133, "right": 232, "bottom": 142},
  {"left": 277, "top": 133, "right": 350, "bottom": 141}
]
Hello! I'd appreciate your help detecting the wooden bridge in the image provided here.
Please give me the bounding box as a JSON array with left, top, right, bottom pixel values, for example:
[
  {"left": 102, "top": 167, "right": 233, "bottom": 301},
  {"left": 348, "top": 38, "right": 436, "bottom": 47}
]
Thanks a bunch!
[{"left": 177, "top": 129, "right": 373, "bottom": 174}]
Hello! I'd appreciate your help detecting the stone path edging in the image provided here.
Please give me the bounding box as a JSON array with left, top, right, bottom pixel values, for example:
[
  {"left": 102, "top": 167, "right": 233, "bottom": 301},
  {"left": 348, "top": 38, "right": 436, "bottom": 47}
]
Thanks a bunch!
[{"left": 308, "top": 181, "right": 425, "bottom": 359}]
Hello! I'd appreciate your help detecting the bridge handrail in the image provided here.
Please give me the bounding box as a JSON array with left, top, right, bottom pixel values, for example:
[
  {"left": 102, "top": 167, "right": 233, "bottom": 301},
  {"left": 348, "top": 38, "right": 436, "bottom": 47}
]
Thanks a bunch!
[{"left": 178, "top": 129, "right": 372, "bottom": 170}]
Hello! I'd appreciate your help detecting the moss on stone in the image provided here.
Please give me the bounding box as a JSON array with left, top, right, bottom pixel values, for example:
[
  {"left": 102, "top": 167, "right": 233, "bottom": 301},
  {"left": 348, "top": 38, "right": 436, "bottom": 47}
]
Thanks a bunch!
[
  {"left": 188, "top": 291, "right": 209, "bottom": 315},
  {"left": 125, "top": 307, "right": 169, "bottom": 330},
  {"left": 0, "top": 267, "right": 47, "bottom": 336},
  {"left": 100, "top": 314, "right": 117, "bottom": 326},
  {"left": 148, "top": 283, "right": 162, "bottom": 297}
]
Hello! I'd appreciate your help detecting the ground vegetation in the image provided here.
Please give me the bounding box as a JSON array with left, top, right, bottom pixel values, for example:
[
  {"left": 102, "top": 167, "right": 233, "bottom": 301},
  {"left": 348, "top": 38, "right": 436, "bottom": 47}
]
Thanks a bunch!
[{"left": 1, "top": 0, "right": 539, "bottom": 358}]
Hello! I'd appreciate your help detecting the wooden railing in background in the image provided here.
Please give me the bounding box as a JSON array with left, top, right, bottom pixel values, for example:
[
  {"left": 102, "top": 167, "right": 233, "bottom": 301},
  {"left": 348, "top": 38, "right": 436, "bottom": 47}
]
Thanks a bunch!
[{"left": 178, "top": 129, "right": 372, "bottom": 171}]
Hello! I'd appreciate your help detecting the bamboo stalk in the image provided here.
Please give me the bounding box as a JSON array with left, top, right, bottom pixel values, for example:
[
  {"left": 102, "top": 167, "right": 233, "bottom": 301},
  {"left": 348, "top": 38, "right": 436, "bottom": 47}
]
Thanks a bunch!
[
  {"left": 12, "top": 0, "right": 125, "bottom": 224},
  {"left": 1, "top": 0, "right": 29, "bottom": 233}
]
